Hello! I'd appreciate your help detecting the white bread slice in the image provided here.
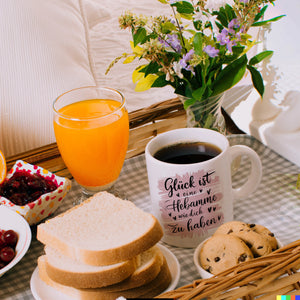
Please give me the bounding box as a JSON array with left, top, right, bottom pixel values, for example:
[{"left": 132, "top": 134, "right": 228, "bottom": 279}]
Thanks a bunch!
[
  {"left": 37, "top": 192, "right": 163, "bottom": 266},
  {"left": 42, "top": 247, "right": 138, "bottom": 288},
  {"left": 92, "top": 245, "right": 164, "bottom": 291},
  {"left": 43, "top": 245, "right": 164, "bottom": 289},
  {"left": 38, "top": 256, "right": 171, "bottom": 300}
]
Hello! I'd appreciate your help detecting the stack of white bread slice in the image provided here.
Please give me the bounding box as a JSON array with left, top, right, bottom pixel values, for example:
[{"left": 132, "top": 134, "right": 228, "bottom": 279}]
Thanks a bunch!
[{"left": 36, "top": 191, "right": 172, "bottom": 299}]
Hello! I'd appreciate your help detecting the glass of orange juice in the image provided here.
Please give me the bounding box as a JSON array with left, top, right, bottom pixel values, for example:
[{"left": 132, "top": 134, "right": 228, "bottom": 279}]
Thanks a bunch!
[{"left": 53, "top": 86, "right": 129, "bottom": 198}]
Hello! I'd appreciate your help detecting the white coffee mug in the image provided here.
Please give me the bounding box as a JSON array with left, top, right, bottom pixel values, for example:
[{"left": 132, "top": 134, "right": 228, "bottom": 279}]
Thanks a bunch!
[{"left": 145, "top": 128, "right": 262, "bottom": 248}]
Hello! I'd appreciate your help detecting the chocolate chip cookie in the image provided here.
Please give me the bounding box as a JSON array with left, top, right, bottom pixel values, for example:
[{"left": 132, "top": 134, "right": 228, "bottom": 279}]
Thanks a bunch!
[
  {"left": 214, "top": 221, "right": 250, "bottom": 235},
  {"left": 199, "top": 234, "right": 253, "bottom": 275},
  {"left": 248, "top": 223, "right": 278, "bottom": 251},
  {"left": 228, "top": 229, "right": 273, "bottom": 257}
]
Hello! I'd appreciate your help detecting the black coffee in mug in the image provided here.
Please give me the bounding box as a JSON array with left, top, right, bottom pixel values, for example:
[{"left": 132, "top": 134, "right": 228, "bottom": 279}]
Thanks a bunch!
[{"left": 153, "top": 141, "right": 222, "bottom": 164}]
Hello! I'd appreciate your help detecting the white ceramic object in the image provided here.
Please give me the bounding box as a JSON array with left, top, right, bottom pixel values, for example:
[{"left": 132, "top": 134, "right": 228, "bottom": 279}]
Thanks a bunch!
[
  {"left": 0, "top": 205, "right": 32, "bottom": 277},
  {"left": 145, "top": 128, "right": 262, "bottom": 248},
  {"left": 193, "top": 238, "right": 214, "bottom": 279}
]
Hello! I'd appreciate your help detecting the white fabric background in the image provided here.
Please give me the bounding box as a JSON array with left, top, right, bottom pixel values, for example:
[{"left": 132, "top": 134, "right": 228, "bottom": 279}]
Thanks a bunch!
[
  {"left": 88, "top": 0, "right": 175, "bottom": 111},
  {"left": 0, "top": 0, "right": 97, "bottom": 157},
  {"left": 0, "top": 0, "right": 175, "bottom": 157}
]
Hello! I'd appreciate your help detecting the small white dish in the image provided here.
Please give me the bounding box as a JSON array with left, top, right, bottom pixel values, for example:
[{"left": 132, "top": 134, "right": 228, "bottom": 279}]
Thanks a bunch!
[
  {"left": 0, "top": 205, "right": 32, "bottom": 277},
  {"left": 194, "top": 236, "right": 284, "bottom": 279},
  {"left": 30, "top": 244, "right": 180, "bottom": 300},
  {"left": 30, "top": 267, "right": 73, "bottom": 300},
  {"left": 0, "top": 160, "right": 71, "bottom": 225},
  {"left": 158, "top": 243, "right": 181, "bottom": 291},
  {"left": 193, "top": 238, "right": 213, "bottom": 279}
]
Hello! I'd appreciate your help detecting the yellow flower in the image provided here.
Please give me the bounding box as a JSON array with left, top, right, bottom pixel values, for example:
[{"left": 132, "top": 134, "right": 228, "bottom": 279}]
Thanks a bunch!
[
  {"left": 132, "top": 68, "right": 158, "bottom": 92},
  {"left": 130, "top": 41, "right": 144, "bottom": 56}
]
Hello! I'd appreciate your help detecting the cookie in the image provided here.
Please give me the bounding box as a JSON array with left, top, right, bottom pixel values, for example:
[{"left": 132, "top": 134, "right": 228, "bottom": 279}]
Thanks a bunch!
[
  {"left": 228, "top": 229, "right": 273, "bottom": 257},
  {"left": 248, "top": 223, "right": 278, "bottom": 251},
  {"left": 214, "top": 221, "right": 250, "bottom": 235},
  {"left": 199, "top": 234, "right": 253, "bottom": 275}
]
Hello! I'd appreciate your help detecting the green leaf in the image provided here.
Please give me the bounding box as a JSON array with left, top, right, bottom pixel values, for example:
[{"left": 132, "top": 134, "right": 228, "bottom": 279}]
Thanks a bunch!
[
  {"left": 143, "top": 33, "right": 158, "bottom": 43},
  {"left": 193, "top": 32, "right": 203, "bottom": 56},
  {"left": 161, "top": 21, "right": 177, "bottom": 34},
  {"left": 211, "top": 54, "right": 247, "bottom": 96},
  {"left": 224, "top": 4, "right": 236, "bottom": 20},
  {"left": 178, "top": 13, "right": 193, "bottom": 20},
  {"left": 252, "top": 15, "right": 285, "bottom": 27},
  {"left": 133, "top": 27, "right": 147, "bottom": 47},
  {"left": 193, "top": 20, "right": 202, "bottom": 31},
  {"left": 222, "top": 46, "right": 245, "bottom": 63},
  {"left": 249, "top": 50, "right": 273, "bottom": 65},
  {"left": 171, "top": 1, "right": 194, "bottom": 14},
  {"left": 232, "top": 46, "right": 244, "bottom": 56},
  {"left": 254, "top": 5, "right": 268, "bottom": 21},
  {"left": 182, "top": 97, "right": 197, "bottom": 109},
  {"left": 139, "top": 62, "right": 160, "bottom": 77},
  {"left": 247, "top": 65, "right": 264, "bottom": 97},
  {"left": 151, "top": 75, "right": 169, "bottom": 88},
  {"left": 203, "top": 113, "right": 215, "bottom": 129},
  {"left": 192, "top": 86, "right": 205, "bottom": 101},
  {"left": 157, "top": 0, "right": 168, "bottom": 4},
  {"left": 214, "top": 8, "right": 228, "bottom": 28}
]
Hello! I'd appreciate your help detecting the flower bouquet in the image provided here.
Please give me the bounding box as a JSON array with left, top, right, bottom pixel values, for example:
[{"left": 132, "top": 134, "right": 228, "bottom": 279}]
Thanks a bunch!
[{"left": 107, "top": 0, "right": 284, "bottom": 131}]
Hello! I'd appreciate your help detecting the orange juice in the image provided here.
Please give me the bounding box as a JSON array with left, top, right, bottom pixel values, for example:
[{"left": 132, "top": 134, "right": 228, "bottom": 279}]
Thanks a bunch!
[{"left": 53, "top": 99, "right": 129, "bottom": 189}]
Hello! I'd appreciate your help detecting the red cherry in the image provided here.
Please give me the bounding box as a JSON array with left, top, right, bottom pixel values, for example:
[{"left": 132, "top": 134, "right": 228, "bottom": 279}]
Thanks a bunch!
[
  {"left": 0, "top": 238, "right": 6, "bottom": 249},
  {"left": 0, "top": 170, "right": 58, "bottom": 205},
  {"left": 0, "top": 246, "right": 15, "bottom": 263},
  {"left": 2, "top": 230, "right": 18, "bottom": 247}
]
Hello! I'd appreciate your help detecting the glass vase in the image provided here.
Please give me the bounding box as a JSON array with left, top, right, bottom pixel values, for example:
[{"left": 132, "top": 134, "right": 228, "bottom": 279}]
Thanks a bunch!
[{"left": 179, "top": 93, "right": 226, "bottom": 134}]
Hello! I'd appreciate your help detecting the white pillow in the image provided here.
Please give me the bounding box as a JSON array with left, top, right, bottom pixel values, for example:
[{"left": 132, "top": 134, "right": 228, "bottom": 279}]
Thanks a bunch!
[{"left": 0, "top": 0, "right": 99, "bottom": 157}]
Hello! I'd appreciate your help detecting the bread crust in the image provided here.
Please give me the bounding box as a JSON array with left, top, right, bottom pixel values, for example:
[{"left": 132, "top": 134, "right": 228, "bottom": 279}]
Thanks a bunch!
[
  {"left": 38, "top": 256, "right": 172, "bottom": 300},
  {"left": 42, "top": 245, "right": 164, "bottom": 289},
  {"left": 37, "top": 192, "right": 163, "bottom": 265},
  {"left": 42, "top": 254, "right": 138, "bottom": 288},
  {"left": 99, "top": 245, "right": 164, "bottom": 291}
]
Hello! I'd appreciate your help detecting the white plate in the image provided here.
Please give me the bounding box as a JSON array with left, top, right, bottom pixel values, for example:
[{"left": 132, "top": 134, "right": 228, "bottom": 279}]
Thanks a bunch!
[
  {"left": 30, "top": 244, "right": 180, "bottom": 300},
  {"left": 0, "top": 205, "right": 32, "bottom": 277},
  {"left": 158, "top": 243, "right": 181, "bottom": 291}
]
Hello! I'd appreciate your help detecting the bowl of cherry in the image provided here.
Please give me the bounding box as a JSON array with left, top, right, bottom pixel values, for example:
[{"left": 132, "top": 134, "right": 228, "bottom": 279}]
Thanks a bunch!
[
  {"left": 0, "top": 160, "right": 71, "bottom": 225},
  {"left": 0, "top": 205, "right": 31, "bottom": 277}
]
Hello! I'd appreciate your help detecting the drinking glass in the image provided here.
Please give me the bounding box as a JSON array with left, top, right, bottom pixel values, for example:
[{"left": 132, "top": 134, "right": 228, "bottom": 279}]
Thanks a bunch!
[{"left": 53, "top": 86, "right": 129, "bottom": 202}]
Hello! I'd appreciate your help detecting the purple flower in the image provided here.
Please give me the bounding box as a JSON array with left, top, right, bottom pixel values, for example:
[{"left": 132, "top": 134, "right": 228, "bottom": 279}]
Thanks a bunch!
[
  {"left": 226, "top": 41, "right": 234, "bottom": 53},
  {"left": 228, "top": 18, "right": 240, "bottom": 29},
  {"left": 203, "top": 45, "right": 219, "bottom": 57},
  {"left": 217, "top": 29, "right": 230, "bottom": 45},
  {"left": 160, "top": 34, "right": 182, "bottom": 53},
  {"left": 179, "top": 49, "right": 195, "bottom": 72},
  {"left": 217, "top": 24, "right": 240, "bottom": 53}
]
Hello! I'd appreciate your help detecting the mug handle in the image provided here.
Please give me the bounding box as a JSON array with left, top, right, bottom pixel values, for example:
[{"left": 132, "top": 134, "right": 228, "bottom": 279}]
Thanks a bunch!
[{"left": 229, "top": 145, "right": 262, "bottom": 199}]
